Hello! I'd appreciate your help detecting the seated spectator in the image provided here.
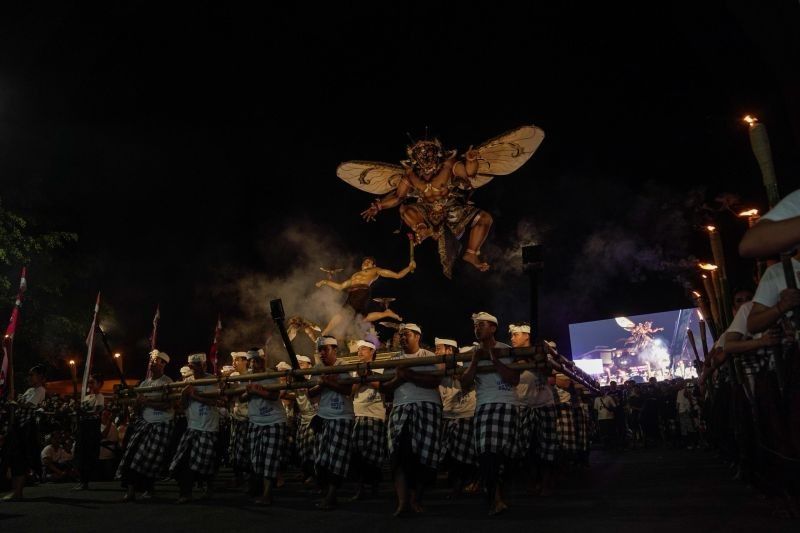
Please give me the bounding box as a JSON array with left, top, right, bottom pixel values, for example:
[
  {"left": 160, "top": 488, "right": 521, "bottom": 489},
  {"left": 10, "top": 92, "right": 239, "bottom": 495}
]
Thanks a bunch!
[{"left": 41, "top": 431, "right": 77, "bottom": 482}]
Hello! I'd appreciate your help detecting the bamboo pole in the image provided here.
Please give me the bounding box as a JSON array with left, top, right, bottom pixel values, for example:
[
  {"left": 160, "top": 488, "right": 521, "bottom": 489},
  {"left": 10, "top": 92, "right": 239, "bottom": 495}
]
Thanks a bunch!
[
  {"left": 117, "top": 348, "right": 600, "bottom": 400},
  {"left": 117, "top": 359, "right": 599, "bottom": 405}
]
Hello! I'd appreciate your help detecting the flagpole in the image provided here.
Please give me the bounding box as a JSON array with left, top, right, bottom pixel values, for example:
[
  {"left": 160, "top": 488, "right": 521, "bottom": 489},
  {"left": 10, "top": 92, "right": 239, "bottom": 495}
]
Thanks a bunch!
[
  {"left": 1, "top": 267, "right": 27, "bottom": 401},
  {"left": 146, "top": 304, "right": 160, "bottom": 380},
  {"left": 81, "top": 292, "right": 101, "bottom": 402},
  {"left": 209, "top": 314, "right": 221, "bottom": 375}
]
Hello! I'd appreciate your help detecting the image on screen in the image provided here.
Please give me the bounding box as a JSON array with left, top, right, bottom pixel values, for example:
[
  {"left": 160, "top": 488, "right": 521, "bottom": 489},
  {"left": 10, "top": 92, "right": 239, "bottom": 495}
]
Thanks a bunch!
[{"left": 568, "top": 308, "right": 713, "bottom": 385}]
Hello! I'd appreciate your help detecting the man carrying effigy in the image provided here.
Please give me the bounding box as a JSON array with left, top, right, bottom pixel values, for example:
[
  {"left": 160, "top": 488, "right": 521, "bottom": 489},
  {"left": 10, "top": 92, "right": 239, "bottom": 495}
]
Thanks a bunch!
[
  {"left": 380, "top": 323, "right": 442, "bottom": 516},
  {"left": 307, "top": 336, "right": 354, "bottom": 510},
  {"left": 243, "top": 349, "right": 287, "bottom": 505},
  {"left": 460, "top": 312, "right": 520, "bottom": 516},
  {"left": 349, "top": 339, "right": 387, "bottom": 501},
  {"left": 118, "top": 351, "right": 174, "bottom": 502},
  {"left": 169, "top": 353, "right": 220, "bottom": 504}
]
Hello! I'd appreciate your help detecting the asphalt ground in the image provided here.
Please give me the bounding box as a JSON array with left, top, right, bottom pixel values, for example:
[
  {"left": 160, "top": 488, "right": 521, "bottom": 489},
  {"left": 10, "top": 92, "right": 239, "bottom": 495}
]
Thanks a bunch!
[{"left": 0, "top": 447, "right": 794, "bottom": 533}]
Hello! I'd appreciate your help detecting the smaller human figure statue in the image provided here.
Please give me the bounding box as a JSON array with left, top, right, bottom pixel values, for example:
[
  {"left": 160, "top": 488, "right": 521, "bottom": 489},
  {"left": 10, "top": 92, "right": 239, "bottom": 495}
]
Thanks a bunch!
[{"left": 315, "top": 256, "right": 415, "bottom": 336}]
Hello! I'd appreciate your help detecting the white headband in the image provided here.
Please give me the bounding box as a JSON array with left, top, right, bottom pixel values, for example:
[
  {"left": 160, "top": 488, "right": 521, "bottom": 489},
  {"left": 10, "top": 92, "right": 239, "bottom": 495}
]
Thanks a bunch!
[
  {"left": 508, "top": 324, "right": 531, "bottom": 334},
  {"left": 471, "top": 312, "right": 498, "bottom": 325},
  {"left": 276, "top": 361, "right": 292, "bottom": 371},
  {"left": 317, "top": 336, "right": 338, "bottom": 347},
  {"left": 179, "top": 366, "right": 192, "bottom": 376},
  {"left": 231, "top": 351, "right": 248, "bottom": 359},
  {"left": 399, "top": 323, "right": 422, "bottom": 335},
  {"left": 246, "top": 349, "right": 263, "bottom": 360},
  {"left": 187, "top": 353, "right": 205, "bottom": 364},
  {"left": 296, "top": 355, "right": 312, "bottom": 364},
  {"left": 150, "top": 350, "right": 170, "bottom": 363},
  {"left": 356, "top": 340, "right": 376, "bottom": 350},
  {"left": 434, "top": 337, "right": 458, "bottom": 348}
]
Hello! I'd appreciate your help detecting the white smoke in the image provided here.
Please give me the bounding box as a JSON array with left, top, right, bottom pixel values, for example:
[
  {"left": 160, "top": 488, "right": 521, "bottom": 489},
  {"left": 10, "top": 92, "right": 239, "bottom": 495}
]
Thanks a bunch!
[{"left": 214, "top": 223, "right": 372, "bottom": 362}]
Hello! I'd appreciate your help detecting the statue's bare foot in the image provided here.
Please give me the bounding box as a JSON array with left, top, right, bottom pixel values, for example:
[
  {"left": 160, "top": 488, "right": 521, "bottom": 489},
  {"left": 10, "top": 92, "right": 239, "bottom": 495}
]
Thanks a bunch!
[{"left": 462, "top": 252, "right": 490, "bottom": 272}]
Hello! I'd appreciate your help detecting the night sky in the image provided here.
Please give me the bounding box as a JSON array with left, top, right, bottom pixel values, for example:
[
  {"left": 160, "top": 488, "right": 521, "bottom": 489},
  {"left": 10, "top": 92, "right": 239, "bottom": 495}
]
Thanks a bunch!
[{"left": 1, "top": 3, "right": 799, "bottom": 377}]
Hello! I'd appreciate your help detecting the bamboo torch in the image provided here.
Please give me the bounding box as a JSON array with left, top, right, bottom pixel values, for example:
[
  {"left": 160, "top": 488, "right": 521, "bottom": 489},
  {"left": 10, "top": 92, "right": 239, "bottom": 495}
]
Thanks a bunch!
[
  {"left": 698, "top": 265, "right": 722, "bottom": 331},
  {"left": 743, "top": 115, "right": 780, "bottom": 208},
  {"left": 69, "top": 360, "right": 78, "bottom": 400},
  {"left": 691, "top": 290, "right": 717, "bottom": 340},
  {"left": 737, "top": 208, "right": 765, "bottom": 282},
  {"left": 114, "top": 352, "right": 124, "bottom": 376}
]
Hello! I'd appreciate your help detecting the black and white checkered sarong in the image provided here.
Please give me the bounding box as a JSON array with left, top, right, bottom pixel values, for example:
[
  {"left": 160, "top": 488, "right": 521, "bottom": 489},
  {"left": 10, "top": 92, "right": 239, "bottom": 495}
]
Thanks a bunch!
[
  {"left": 249, "top": 423, "right": 285, "bottom": 479},
  {"left": 314, "top": 418, "right": 353, "bottom": 478},
  {"left": 229, "top": 418, "right": 251, "bottom": 470},
  {"left": 440, "top": 417, "right": 477, "bottom": 466},
  {"left": 351, "top": 416, "right": 386, "bottom": 468},
  {"left": 169, "top": 429, "right": 219, "bottom": 476},
  {"left": 473, "top": 402, "right": 517, "bottom": 457},
  {"left": 516, "top": 406, "right": 533, "bottom": 459},
  {"left": 573, "top": 403, "right": 590, "bottom": 452},
  {"left": 117, "top": 419, "right": 174, "bottom": 480},
  {"left": 387, "top": 402, "right": 442, "bottom": 468},
  {"left": 557, "top": 403, "right": 577, "bottom": 452},
  {"left": 530, "top": 404, "right": 559, "bottom": 462},
  {"left": 296, "top": 422, "right": 316, "bottom": 465}
]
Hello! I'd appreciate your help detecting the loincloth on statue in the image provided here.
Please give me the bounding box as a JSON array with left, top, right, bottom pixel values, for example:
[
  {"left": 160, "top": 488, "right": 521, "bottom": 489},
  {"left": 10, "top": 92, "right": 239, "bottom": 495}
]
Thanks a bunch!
[
  {"left": 409, "top": 199, "right": 480, "bottom": 279},
  {"left": 414, "top": 198, "right": 479, "bottom": 239},
  {"left": 344, "top": 284, "right": 371, "bottom": 315}
]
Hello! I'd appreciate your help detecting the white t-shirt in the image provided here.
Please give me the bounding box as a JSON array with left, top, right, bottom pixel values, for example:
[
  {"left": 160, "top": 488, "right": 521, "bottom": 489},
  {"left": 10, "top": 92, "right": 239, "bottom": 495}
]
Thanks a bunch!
[
  {"left": 99, "top": 423, "right": 119, "bottom": 460},
  {"left": 676, "top": 389, "right": 694, "bottom": 414},
  {"left": 295, "top": 389, "right": 318, "bottom": 425},
  {"left": 187, "top": 379, "right": 219, "bottom": 432},
  {"left": 517, "top": 370, "right": 555, "bottom": 408},
  {"left": 391, "top": 349, "right": 442, "bottom": 406},
  {"left": 753, "top": 259, "right": 800, "bottom": 308},
  {"left": 247, "top": 378, "right": 287, "bottom": 426},
  {"left": 439, "top": 376, "right": 475, "bottom": 419},
  {"left": 317, "top": 362, "right": 354, "bottom": 420},
  {"left": 474, "top": 342, "right": 519, "bottom": 407},
  {"left": 351, "top": 368, "right": 385, "bottom": 420},
  {"left": 761, "top": 189, "right": 800, "bottom": 223},
  {"left": 594, "top": 395, "right": 616, "bottom": 420},
  {"left": 21, "top": 386, "right": 46, "bottom": 406},
  {"left": 140, "top": 375, "right": 175, "bottom": 424},
  {"left": 41, "top": 444, "right": 73, "bottom": 464},
  {"left": 82, "top": 393, "right": 105, "bottom": 413}
]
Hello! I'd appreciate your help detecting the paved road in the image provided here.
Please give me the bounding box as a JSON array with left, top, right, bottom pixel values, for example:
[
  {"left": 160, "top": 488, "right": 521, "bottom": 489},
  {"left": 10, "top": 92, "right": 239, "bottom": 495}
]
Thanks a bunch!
[{"left": 0, "top": 448, "right": 793, "bottom": 532}]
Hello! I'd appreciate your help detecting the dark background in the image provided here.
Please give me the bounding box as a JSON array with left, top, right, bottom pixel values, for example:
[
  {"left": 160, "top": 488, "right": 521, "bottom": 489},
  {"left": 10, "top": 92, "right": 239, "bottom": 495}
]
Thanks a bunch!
[{"left": 1, "top": 2, "right": 799, "bottom": 379}]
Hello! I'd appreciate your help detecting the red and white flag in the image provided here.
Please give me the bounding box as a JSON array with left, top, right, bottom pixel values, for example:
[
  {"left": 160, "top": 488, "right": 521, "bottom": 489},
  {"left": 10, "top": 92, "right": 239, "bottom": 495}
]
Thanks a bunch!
[
  {"left": 81, "top": 292, "right": 101, "bottom": 402},
  {"left": 208, "top": 314, "right": 222, "bottom": 374},
  {"left": 0, "top": 267, "right": 27, "bottom": 399}
]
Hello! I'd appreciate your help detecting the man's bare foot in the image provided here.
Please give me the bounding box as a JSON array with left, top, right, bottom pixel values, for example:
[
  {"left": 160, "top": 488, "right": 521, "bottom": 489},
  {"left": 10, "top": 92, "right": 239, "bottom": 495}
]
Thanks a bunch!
[
  {"left": 463, "top": 481, "right": 480, "bottom": 494},
  {"left": 315, "top": 498, "right": 336, "bottom": 510},
  {"left": 410, "top": 501, "right": 425, "bottom": 513},
  {"left": 488, "top": 500, "right": 508, "bottom": 516},
  {"left": 348, "top": 490, "right": 364, "bottom": 502},
  {"left": 253, "top": 496, "right": 272, "bottom": 506},
  {"left": 393, "top": 504, "right": 410, "bottom": 517},
  {"left": 462, "top": 253, "right": 490, "bottom": 272}
]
